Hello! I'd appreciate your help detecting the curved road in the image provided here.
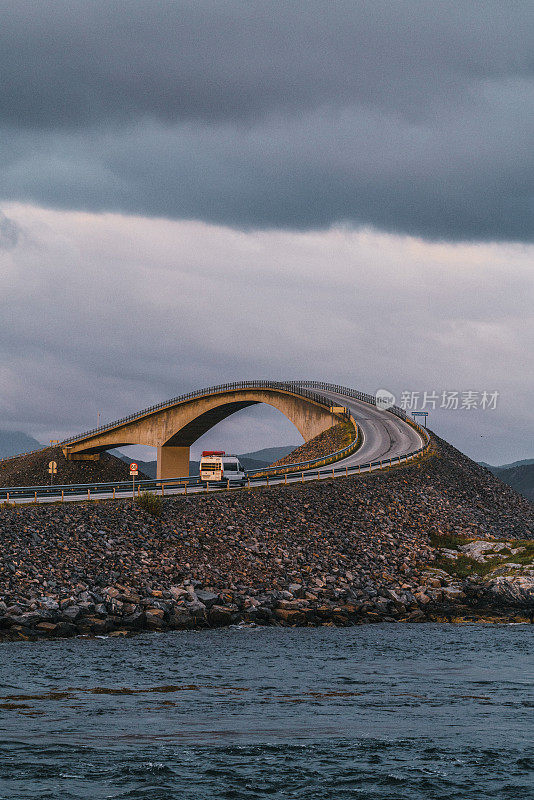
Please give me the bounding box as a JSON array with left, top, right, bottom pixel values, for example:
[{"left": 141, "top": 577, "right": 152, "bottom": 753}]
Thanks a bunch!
[
  {"left": 1, "top": 386, "right": 426, "bottom": 503},
  {"left": 311, "top": 389, "right": 424, "bottom": 469}
]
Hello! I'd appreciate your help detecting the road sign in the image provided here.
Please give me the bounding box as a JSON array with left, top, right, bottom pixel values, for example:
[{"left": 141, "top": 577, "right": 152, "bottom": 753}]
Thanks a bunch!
[
  {"left": 412, "top": 411, "right": 429, "bottom": 428},
  {"left": 48, "top": 461, "right": 57, "bottom": 474},
  {"left": 129, "top": 462, "right": 138, "bottom": 475}
]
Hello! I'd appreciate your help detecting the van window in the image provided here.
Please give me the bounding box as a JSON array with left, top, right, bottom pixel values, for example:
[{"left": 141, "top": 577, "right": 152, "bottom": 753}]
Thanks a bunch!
[{"left": 225, "top": 462, "right": 238, "bottom": 471}]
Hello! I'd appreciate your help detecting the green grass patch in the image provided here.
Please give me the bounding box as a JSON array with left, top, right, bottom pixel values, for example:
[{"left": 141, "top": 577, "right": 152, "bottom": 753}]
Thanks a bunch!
[
  {"left": 433, "top": 554, "right": 499, "bottom": 579},
  {"left": 503, "top": 540, "right": 534, "bottom": 566},
  {"left": 135, "top": 491, "right": 163, "bottom": 518},
  {"left": 432, "top": 535, "right": 534, "bottom": 578},
  {"left": 339, "top": 420, "right": 356, "bottom": 448},
  {"left": 429, "top": 532, "right": 470, "bottom": 550}
]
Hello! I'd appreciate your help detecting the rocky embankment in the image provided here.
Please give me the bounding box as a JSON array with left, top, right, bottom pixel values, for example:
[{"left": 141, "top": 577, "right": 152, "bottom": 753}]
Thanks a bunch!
[
  {"left": 0, "top": 445, "right": 149, "bottom": 488},
  {"left": 270, "top": 421, "right": 354, "bottom": 467},
  {"left": 0, "top": 433, "right": 532, "bottom": 641}
]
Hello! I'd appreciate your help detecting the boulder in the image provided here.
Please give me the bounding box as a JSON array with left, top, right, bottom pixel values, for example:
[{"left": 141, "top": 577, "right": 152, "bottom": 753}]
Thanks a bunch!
[
  {"left": 459, "top": 541, "right": 506, "bottom": 562},
  {"left": 195, "top": 590, "right": 219, "bottom": 608},
  {"left": 441, "top": 586, "right": 466, "bottom": 601},
  {"left": 208, "top": 605, "right": 234, "bottom": 626}
]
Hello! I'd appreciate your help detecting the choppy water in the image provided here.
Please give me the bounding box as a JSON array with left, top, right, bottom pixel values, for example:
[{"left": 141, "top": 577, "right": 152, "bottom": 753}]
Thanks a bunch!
[{"left": 0, "top": 625, "right": 532, "bottom": 799}]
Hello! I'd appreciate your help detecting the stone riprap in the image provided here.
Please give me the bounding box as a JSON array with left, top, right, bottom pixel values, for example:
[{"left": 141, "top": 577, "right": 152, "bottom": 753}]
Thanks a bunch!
[
  {"left": 269, "top": 421, "right": 353, "bottom": 468},
  {"left": 0, "top": 433, "right": 532, "bottom": 640},
  {"left": 0, "top": 446, "right": 149, "bottom": 488}
]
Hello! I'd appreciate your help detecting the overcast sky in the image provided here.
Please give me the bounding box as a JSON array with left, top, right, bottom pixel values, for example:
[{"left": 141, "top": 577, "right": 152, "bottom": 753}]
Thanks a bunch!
[{"left": 0, "top": 1, "right": 532, "bottom": 464}]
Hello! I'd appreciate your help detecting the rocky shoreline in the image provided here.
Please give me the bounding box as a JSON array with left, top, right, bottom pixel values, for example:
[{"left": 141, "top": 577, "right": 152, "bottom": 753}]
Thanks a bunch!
[
  {"left": 0, "top": 433, "right": 533, "bottom": 641},
  {"left": 0, "top": 565, "right": 531, "bottom": 644}
]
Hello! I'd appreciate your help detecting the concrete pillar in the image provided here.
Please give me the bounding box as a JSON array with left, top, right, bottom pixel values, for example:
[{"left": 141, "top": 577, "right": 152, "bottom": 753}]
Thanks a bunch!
[{"left": 157, "top": 445, "right": 190, "bottom": 480}]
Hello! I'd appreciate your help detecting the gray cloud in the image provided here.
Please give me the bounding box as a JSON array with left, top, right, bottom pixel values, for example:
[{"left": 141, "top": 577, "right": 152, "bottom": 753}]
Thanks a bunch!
[
  {"left": 0, "top": 212, "right": 19, "bottom": 249},
  {"left": 0, "top": 205, "right": 532, "bottom": 463},
  {"left": 0, "top": 1, "right": 532, "bottom": 239}
]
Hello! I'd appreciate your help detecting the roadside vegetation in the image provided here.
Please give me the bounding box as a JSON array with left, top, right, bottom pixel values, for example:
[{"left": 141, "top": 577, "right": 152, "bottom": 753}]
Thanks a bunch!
[
  {"left": 430, "top": 532, "right": 534, "bottom": 579},
  {"left": 135, "top": 491, "right": 163, "bottom": 518}
]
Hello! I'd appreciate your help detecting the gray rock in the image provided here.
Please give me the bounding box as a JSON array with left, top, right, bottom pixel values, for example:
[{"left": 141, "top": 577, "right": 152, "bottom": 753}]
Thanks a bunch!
[
  {"left": 459, "top": 541, "right": 506, "bottom": 562},
  {"left": 39, "top": 597, "right": 59, "bottom": 611},
  {"left": 62, "top": 605, "right": 83, "bottom": 621},
  {"left": 195, "top": 590, "right": 219, "bottom": 607}
]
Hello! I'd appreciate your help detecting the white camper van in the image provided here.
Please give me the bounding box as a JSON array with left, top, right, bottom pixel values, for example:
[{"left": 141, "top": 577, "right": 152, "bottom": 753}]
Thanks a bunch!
[{"left": 199, "top": 451, "right": 246, "bottom": 483}]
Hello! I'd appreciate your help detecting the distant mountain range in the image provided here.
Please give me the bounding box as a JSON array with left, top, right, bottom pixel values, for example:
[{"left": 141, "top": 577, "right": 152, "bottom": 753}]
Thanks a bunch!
[
  {"left": 480, "top": 458, "right": 534, "bottom": 470},
  {"left": 238, "top": 446, "right": 298, "bottom": 463},
  {"left": 0, "top": 430, "right": 297, "bottom": 475},
  {"left": 480, "top": 460, "right": 534, "bottom": 503},
  {"left": 0, "top": 430, "right": 42, "bottom": 460}
]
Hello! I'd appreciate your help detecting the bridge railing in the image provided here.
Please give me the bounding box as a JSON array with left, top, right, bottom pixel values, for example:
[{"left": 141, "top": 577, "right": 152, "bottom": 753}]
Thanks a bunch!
[
  {"left": 289, "top": 380, "right": 410, "bottom": 421},
  {"left": 61, "top": 380, "right": 339, "bottom": 446},
  {"left": 0, "top": 418, "right": 431, "bottom": 503},
  {"left": 1, "top": 380, "right": 431, "bottom": 501}
]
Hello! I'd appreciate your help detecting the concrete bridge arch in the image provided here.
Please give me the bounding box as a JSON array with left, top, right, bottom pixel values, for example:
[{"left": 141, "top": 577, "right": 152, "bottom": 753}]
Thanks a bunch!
[{"left": 63, "top": 384, "right": 337, "bottom": 479}]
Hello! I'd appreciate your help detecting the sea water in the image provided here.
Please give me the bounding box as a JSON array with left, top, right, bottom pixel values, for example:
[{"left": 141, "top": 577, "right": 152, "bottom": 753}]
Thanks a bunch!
[{"left": 0, "top": 624, "right": 532, "bottom": 799}]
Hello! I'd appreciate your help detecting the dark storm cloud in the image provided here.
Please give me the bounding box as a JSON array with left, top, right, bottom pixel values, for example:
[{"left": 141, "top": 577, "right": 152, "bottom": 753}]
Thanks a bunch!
[{"left": 0, "top": 1, "right": 532, "bottom": 239}]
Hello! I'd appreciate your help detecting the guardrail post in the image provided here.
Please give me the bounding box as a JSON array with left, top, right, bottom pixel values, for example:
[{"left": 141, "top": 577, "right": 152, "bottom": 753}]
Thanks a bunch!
[
  {"left": 161, "top": 484, "right": 165, "bottom": 496},
  {"left": 206, "top": 482, "right": 209, "bottom": 493},
  {"left": 227, "top": 479, "right": 230, "bottom": 491},
  {"left": 284, "top": 473, "right": 287, "bottom": 485},
  {"left": 184, "top": 483, "right": 187, "bottom": 496},
  {"left": 266, "top": 475, "right": 269, "bottom": 487},
  {"left": 6, "top": 492, "right": 9, "bottom": 502},
  {"left": 61, "top": 490, "right": 64, "bottom": 502},
  {"left": 113, "top": 487, "right": 116, "bottom": 499},
  {"left": 87, "top": 489, "right": 90, "bottom": 500},
  {"left": 345, "top": 466, "right": 348, "bottom": 477},
  {"left": 301, "top": 472, "right": 304, "bottom": 482},
  {"left": 34, "top": 491, "right": 37, "bottom": 503},
  {"left": 332, "top": 467, "right": 334, "bottom": 478}
]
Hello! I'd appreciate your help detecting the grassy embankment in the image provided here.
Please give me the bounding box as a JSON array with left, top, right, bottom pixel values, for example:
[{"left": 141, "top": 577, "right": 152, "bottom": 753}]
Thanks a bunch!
[{"left": 429, "top": 532, "right": 534, "bottom": 578}]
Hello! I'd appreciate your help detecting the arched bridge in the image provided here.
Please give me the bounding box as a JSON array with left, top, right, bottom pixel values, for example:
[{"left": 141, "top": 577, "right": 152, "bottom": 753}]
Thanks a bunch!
[
  {"left": 62, "top": 380, "right": 425, "bottom": 480},
  {"left": 62, "top": 382, "right": 340, "bottom": 479}
]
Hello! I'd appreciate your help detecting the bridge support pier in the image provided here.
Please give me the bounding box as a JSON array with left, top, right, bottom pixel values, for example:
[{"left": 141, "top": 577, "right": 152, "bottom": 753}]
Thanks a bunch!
[{"left": 157, "top": 445, "right": 190, "bottom": 480}]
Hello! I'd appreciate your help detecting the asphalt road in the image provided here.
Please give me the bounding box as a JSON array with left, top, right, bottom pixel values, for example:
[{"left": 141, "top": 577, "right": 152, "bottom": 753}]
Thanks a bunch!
[
  {"left": 2, "top": 391, "right": 425, "bottom": 504},
  {"left": 313, "top": 389, "right": 424, "bottom": 468}
]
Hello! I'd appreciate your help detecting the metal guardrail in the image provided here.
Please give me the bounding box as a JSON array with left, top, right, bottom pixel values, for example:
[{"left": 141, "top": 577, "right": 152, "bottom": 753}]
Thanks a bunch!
[
  {"left": 0, "top": 416, "right": 360, "bottom": 501},
  {"left": 247, "top": 415, "right": 361, "bottom": 477},
  {"left": 0, "top": 445, "right": 429, "bottom": 503},
  {"left": 290, "top": 380, "right": 409, "bottom": 420},
  {"left": 1, "top": 381, "right": 430, "bottom": 502}
]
